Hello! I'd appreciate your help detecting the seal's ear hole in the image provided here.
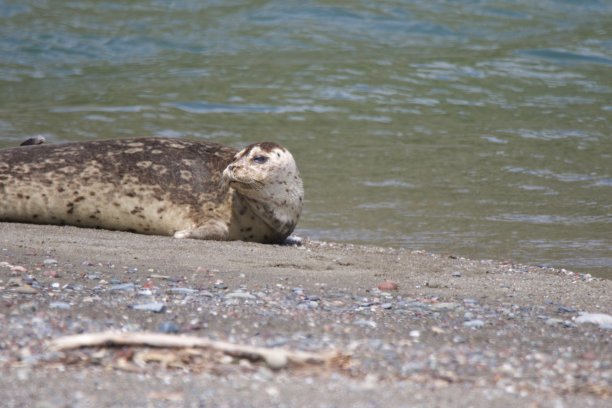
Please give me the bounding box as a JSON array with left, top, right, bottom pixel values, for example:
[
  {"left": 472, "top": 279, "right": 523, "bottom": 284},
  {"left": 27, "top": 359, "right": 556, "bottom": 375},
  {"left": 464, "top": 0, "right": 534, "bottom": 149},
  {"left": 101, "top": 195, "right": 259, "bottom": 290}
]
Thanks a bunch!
[{"left": 252, "top": 155, "right": 268, "bottom": 164}]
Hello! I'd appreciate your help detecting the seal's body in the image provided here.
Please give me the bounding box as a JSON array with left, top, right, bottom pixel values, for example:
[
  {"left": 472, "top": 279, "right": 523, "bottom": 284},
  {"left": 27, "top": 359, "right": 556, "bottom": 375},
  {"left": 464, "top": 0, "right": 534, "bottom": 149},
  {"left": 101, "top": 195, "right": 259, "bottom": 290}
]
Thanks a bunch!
[{"left": 0, "top": 137, "right": 303, "bottom": 243}]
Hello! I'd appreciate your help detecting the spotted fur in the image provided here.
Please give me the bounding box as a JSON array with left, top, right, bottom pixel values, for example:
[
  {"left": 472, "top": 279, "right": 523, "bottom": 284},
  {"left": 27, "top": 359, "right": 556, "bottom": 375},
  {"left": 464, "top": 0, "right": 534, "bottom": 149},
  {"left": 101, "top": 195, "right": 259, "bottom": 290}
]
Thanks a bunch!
[{"left": 0, "top": 137, "right": 303, "bottom": 244}]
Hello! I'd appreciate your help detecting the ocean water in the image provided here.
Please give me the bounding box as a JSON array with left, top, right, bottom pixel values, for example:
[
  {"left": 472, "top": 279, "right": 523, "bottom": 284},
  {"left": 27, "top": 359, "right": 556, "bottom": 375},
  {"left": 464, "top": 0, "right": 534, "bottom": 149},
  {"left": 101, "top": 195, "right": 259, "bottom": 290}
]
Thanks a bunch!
[{"left": 1, "top": 0, "right": 611, "bottom": 278}]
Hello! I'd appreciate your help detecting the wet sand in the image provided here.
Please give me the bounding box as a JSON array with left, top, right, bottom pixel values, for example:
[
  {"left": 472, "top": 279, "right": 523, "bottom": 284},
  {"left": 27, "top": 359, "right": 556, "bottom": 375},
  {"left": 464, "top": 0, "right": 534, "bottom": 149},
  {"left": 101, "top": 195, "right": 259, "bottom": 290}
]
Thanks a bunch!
[{"left": 1, "top": 222, "right": 610, "bottom": 407}]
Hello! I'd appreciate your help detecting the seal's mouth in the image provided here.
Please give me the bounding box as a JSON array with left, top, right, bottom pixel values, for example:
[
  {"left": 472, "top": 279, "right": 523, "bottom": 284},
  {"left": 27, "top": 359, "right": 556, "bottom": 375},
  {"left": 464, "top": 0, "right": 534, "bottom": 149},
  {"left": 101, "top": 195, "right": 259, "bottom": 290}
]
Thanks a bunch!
[{"left": 222, "top": 166, "right": 264, "bottom": 191}]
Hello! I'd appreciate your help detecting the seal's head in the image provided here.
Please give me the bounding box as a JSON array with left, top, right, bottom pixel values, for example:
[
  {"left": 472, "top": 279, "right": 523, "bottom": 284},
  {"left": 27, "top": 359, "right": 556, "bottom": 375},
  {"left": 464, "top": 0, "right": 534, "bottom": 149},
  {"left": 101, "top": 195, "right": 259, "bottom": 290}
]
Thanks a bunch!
[{"left": 223, "top": 142, "right": 304, "bottom": 236}]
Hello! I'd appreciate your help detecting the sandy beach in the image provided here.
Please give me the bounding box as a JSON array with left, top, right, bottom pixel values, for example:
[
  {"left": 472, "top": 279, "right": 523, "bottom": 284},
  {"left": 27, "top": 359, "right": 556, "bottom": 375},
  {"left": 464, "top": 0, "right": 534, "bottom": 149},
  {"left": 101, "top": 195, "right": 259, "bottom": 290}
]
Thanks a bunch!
[{"left": 1, "top": 222, "right": 610, "bottom": 407}]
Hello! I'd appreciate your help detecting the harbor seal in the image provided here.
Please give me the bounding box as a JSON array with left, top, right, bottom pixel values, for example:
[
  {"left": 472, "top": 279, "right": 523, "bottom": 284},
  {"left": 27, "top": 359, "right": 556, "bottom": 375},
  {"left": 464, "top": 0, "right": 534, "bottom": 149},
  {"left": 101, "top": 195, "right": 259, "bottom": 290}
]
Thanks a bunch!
[{"left": 0, "top": 137, "right": 303, "bottom": 244}]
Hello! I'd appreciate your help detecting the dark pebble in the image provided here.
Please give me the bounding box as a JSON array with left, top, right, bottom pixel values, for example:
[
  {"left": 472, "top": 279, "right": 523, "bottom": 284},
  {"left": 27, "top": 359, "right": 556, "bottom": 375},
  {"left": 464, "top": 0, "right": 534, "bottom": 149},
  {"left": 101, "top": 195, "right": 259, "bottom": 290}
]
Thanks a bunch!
[
  {"left": 158, "top": 321, "right": 180, "bottom": 333},
  {"left": 558, "top": 306, "right": 578, "bottom": 313}
]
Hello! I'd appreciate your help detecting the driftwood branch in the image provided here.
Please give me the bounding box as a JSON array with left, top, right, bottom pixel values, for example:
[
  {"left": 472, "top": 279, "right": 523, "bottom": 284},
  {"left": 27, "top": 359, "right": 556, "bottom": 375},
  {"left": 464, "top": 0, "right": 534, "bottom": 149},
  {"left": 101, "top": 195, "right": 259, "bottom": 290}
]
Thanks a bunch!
[{"left": 48, "top": 331, "right": 338, "bottom": 369}]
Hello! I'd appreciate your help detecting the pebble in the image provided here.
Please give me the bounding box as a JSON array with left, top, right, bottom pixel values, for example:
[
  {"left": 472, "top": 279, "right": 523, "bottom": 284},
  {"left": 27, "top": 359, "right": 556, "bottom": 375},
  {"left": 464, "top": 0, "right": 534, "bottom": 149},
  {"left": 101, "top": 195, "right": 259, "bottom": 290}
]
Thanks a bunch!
[
  {"left": 377, "top": 280, "right": 399, "bottom": 291},
  {"left": 49, "top": 301, "right": 71, "bottom": 310},
  {"left": 430, "top": 302, "right": 459, "bottom": 311},
  {"left": 263, "top": 351, "right": 288, "bottom": 370},
  {"left": 451, "top": 271, "right": 462, "bottom": 277},
  {"left": 409, "top": 330, "right": 420, "bottom": 338},
  {"left": 225, "top": 292, "right": 256, "bottom": 300},
  {"left": 158, "top": 321, "right": 180, "bottom": 333},
  {"left": 463, "top": 319, "right": 485, "bottom": 328},
  {"left": 214, "top": 281, "right": 228, "bottom": 290},
  {"left": 575, "top": 312, "right": 612, "bottom": 329},
  {"left": 43, "top": 259, "right": 58, "bottom": 266},
  {"left": 545, "top": 318, "right": 564, "bottom": 326},
  {"left": 557, "top": 306, "right": 578, "bottom": 313},
  {"left": 14, "top": 285, "right": 38, "bottom": 294},
  {"left": 86, "top": 273, "right": 101, "bottom": 281},
  {"left": 355, "top": 319, "right": 377, "bottom": 328},
  {"left": 129, "top": 302, "right": 166, "bottom": 313},
  {"left": 168, "top": 287, "right": 199, "bottom": 295},
  {"left": 109, "top": 282, "right": 135, "bottom": 292}
]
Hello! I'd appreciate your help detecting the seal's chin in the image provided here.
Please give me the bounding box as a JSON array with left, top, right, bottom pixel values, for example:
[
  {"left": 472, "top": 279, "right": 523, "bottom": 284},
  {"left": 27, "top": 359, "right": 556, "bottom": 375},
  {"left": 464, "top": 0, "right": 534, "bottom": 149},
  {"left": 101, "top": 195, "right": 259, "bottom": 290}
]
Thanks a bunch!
[{"left": 222, "top": 168, "right": 261, "bottom": 192}]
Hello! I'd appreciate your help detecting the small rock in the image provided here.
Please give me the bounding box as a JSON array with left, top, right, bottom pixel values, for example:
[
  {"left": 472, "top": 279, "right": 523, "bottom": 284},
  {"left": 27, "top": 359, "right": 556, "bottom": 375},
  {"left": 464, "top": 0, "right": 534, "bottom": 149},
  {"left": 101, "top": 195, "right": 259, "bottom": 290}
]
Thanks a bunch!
[
  {"left": 51, "top": 282, "right": 60, "bottom": 289},
  {"left": 575, "top": 312, "right": 612, "bottom": 329},
  {"left": 49, "top": 301, "right": 71, "bottom": 310},
  {"left": 451, "top": 271, "right": 462, "bottom": 277},
  {"left": 43, "top": 270, "right": 59, "bottom": 278},
  {"left": 158, "top": 321, "right": 180, "bottom": 333},
  {"left": 546, "top": 318, "right": 564, "bottom": 326},
  {"left": 430, "top": 302, "right": 459, "bottom": 311},
  {"left": 109, "top": 282, "right": 135, "bottom": 292},
  {"left": 10, "top": 265, "right": 27, "bottom": 273},
  {"left": 409, "top": 330, "right": 420, "bottom": 338},
  {"left": 284, "top": 236, "right": 303, "bottom": 246},
  {"left": 129, "top": 302, "right": 166, "bottom": 313},
  {"left": 225, "top": 292, "right": 256, "bottom": 300},
  {"left": 43, "top": 259, "right": 58, "bottom": 266},
  {"left": 557, "top": 306, "right": 578, "bottom": 314},
  {"left": 463, "top": 319, "right": 485, "bottom": 328},
  {"left": 214, "top": 281, "right": 228, "bottom": 290},
  {"left": 263, "top": 351, "right": 288, "bottom": 370},
  {"left": 86, "top": 273, "right": 101, "bottom": 280},
  {"left": 168, "top": 287, "right": 198, "bottom": 295},
  {"left": 381, "top": 303, "right": 393, "bottom": 310},
  {"left": 377, "top": 280, "right": 399, "bottom": 291},
  {"left": 355, "top": 319, "right": 377, "bottom": 328},
  {"left": 14, "top": 285, "right": 38, "bottom": 294}
]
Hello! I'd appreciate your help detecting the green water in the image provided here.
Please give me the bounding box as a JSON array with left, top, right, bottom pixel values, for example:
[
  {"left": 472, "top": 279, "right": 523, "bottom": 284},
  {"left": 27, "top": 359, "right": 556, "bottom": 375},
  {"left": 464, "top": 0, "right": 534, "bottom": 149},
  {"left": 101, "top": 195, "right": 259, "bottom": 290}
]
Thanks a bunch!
[{"left": 1, "top": 1, "right": 611, "bottom": 278}]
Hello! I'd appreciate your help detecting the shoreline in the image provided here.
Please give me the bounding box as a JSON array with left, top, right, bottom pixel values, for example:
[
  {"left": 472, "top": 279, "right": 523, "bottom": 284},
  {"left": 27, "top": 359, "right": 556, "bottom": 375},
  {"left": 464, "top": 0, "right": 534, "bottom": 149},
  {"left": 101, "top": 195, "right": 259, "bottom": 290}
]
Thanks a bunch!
[{"left": 1, "top": 222, "right": 611, "bottom": 407}]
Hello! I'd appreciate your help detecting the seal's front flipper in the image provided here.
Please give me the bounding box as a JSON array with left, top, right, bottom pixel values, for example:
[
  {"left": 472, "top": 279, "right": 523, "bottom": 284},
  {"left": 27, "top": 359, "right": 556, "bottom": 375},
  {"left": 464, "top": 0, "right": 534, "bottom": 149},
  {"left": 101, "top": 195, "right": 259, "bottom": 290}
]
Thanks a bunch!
[{"left": 173, "top": 220, "right": 229, "bottom": 241}]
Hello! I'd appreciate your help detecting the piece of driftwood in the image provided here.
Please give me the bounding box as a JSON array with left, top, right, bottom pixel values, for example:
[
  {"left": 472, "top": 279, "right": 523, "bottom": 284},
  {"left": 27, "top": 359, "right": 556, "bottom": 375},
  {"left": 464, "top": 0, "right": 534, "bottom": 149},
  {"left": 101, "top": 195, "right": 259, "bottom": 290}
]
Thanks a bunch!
[{"left": 48, "top": 331, "right": 338, "bottom": 369}]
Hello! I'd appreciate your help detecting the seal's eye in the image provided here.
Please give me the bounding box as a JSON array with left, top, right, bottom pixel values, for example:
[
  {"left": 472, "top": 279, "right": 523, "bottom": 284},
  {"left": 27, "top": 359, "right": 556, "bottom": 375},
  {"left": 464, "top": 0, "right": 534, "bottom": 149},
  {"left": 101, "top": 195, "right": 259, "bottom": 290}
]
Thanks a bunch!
[{"left": 252, "top": 155, "right": 268, "bottom": 164}]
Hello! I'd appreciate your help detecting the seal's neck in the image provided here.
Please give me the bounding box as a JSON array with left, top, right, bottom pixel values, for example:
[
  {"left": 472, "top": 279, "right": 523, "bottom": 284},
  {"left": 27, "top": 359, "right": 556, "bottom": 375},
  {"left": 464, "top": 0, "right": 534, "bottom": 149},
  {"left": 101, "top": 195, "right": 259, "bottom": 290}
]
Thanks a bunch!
[{"left": 240, "top": 175, "right": 303, "bottom": 238}]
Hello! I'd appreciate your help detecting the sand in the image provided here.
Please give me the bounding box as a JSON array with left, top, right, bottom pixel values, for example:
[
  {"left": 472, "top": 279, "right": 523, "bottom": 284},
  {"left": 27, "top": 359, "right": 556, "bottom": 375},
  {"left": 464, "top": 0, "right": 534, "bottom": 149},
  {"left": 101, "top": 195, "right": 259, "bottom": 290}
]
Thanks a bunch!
[{"left": 1, "top": 222, "right": 610, "bottom": 407}]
